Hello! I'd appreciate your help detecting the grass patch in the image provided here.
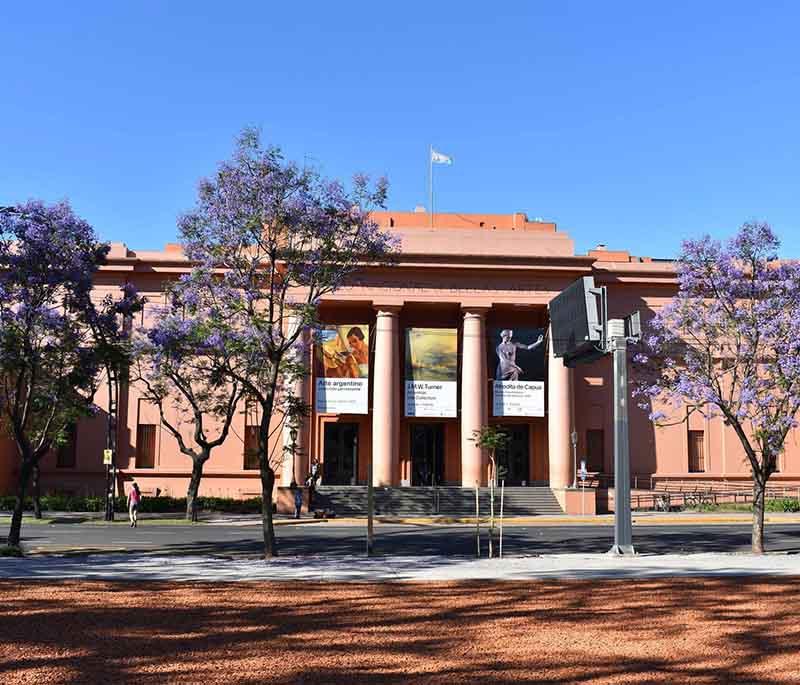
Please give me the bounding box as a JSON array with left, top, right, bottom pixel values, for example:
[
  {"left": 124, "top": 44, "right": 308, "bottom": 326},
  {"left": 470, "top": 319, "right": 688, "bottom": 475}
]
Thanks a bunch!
[
  {"left": 84, "top": 518, "right": 202, "bottom": 526},
  {"left": 0, "top": 516, "right": 58, "bottom": 526},
  {"left": 0, "top": 544, "right": 23, "bottom": 557},
  {"left": 0, "top": 515, "right": 204, "bottom": 526}
]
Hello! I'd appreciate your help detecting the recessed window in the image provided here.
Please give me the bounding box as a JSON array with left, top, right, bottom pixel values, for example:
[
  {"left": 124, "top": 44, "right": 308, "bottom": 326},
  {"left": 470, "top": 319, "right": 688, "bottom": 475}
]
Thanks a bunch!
[
  {"left": 688, "top": 430, "right": 705, "bottom": 472},
  {"left": 586, "top": 429, "right": 604, "bottom": 472},
  {"left": 56, "top": 425, "right": 77, "bottom": 468},
  {"left": 244, "top": 401, "right": 260, "bottom": 470},
  {"left": 136, "top": 424, "right": 157, "bottom": 469}
]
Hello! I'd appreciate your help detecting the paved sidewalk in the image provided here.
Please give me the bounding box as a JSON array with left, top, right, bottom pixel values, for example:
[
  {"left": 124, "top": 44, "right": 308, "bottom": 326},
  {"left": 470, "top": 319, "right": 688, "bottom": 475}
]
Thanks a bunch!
[{"left": 4, "top": 551, "right": 800, "bottom": 582}]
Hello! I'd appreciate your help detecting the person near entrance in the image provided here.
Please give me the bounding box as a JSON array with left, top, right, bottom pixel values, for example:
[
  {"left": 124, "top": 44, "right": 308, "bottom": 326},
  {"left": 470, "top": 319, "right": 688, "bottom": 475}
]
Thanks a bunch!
[
  {"left": 495, "top": 330, "right": 544, "bottom": 381},
  {"left": 293, "top": 485, "right": 303, "bottom": 519}
]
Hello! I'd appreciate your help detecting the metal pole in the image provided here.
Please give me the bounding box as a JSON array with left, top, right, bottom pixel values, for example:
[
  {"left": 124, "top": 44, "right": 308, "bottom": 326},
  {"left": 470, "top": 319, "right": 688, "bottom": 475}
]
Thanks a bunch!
[
  {"left": 499, "top": 479, "right": 505, "bottom": 558},
  {"left": 609, "top": 333, "right": 635, "bottom": 555},
  {"left": 105, "top": 366, "right": 118, "bottom": 522},
  {"left": 581, "top": 481, "right": 585, "bottom": 516},
  {"left": 475, "top": 481, "right": 480, "bottom": 558},
  {"left": 571, "top": 430, "right": 578, "bottom": 488},
  {"left": 429, "top": 145, "right": 433, "bottom": 228},
  {"left": 367, "top": 452, "right": 374, "bottom": 556},
  {"left": 489, "top": 472, "right": 494, "bottom": 558}
]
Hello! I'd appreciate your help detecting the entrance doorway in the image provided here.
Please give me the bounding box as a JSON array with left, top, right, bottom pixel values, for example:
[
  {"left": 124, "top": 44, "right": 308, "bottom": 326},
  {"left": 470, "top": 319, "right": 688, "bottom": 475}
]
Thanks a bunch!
[
  {"left": 495, "top": 425, "right": 530, "bottom": 485},
  {"left": 410, "top": 424, "right": 445, "bottom": 486},
  {"left": 323, "top": 423, "right": 358, "bottom": 485}
]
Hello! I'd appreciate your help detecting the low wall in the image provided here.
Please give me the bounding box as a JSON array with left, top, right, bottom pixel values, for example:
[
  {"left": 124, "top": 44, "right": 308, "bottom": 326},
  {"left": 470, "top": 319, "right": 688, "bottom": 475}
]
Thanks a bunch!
[
  {"left": 553, "top": 487, "right": 597, "bottom": 515},
  {"left": 275, "top": 486, "right": 309, "bottom": 515}
]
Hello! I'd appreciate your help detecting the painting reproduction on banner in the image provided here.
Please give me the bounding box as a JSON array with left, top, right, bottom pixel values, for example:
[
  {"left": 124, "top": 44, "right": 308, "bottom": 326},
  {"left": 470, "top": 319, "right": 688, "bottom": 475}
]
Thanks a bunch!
[
  {"left": 490, "top": 327, "right": 545, "bottom": 417},
  {"left": 315, "top": 325, "right": 369, "bottom": 414},
  {"left": 405, "top": 328, "right": 458, "bottom": 417}
]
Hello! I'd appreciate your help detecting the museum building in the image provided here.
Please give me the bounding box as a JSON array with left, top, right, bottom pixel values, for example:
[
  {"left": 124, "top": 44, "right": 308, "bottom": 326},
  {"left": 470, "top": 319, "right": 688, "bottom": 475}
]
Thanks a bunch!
[{"left": 2, "top": 210, "right": 798, "bottom": 513}]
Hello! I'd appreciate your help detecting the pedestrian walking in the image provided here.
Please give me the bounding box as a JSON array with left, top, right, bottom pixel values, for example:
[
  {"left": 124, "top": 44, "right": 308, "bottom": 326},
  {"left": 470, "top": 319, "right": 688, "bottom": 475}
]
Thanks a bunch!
[
  {"left": 128, "top": 482, "right": 141, "bottom": 527},
  {"left": 293, "top": 486, "right": 303, "bottom": 519}
]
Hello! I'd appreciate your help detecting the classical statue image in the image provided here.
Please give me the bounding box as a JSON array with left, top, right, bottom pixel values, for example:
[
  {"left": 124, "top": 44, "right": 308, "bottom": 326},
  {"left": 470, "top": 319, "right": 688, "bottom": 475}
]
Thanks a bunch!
[{"left": 495, "top": 329, "right": 544, "bottom": 381}]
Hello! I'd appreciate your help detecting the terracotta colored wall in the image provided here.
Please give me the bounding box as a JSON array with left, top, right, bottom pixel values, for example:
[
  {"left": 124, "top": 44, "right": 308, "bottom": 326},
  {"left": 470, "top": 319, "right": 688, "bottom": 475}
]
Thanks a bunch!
[
  {"left": 0, "top": 437, "right": 16, "bottom": 494},
  {"left": 5, "top": 212, "right": 800, "bottom": 501}
]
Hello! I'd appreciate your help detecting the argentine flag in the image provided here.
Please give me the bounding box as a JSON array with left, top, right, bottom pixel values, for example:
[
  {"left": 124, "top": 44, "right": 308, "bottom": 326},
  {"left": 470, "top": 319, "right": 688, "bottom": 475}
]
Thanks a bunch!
[{"left": 431, "top": 148, "right": 453, "bottom": 165}]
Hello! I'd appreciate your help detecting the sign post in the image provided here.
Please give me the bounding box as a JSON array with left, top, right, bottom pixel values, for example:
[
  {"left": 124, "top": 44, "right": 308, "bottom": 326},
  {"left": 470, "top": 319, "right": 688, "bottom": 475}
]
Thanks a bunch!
[
  {"left": 549, "top": 278, "right": 639, "bottom": 555},
  {"left": 608, "top": 320, "right": 635, "bottom": 555},
  {"left": 579, "top": 459, "right": 588, "bottom": 516},
  {"left": 366, "top": 451, "right": 374, "bottom": 556},
  {"left": 570, "top": 430, "right": 578, "bottom": 488}
]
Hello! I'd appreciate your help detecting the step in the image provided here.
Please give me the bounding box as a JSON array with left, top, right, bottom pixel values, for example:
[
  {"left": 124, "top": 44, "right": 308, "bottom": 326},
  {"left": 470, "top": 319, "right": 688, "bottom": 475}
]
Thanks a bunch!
[{"left": 311, "top": 486, "right": 564, "bottom": 517}]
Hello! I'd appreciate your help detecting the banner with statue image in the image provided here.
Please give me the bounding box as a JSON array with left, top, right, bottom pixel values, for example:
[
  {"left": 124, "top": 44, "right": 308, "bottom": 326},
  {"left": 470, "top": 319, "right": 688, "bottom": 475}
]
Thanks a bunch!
[
  {"left": 489, "top": 327, "right": 545, "bottom": 417},
  {"left": 404, "top": 327, "right": 458, "bottom": 417},
  {"left": 315, "top": 324, "right": 369, "bottom": 414}
]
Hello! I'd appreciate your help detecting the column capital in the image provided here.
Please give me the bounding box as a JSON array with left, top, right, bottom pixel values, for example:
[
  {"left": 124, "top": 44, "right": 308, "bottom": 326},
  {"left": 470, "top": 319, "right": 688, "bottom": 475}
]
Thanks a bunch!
[
  {"left": 460, "top": 305, "right": 491, "bottom": 318},
  {"left": 372, "top": 303, "right": 403, "bottom": 316}
]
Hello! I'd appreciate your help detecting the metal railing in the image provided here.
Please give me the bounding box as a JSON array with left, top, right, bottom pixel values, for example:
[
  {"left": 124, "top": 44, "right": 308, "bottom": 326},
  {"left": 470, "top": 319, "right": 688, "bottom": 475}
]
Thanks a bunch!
[{"left": 584, "top": 473, "right": 800, "bottom": 511}]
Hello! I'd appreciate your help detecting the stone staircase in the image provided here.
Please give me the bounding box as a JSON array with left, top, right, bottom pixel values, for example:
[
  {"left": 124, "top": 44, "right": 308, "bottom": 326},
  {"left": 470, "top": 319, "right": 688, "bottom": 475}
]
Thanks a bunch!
[{"left": 311, "top": 486, "right": 563, "bottom": 517}]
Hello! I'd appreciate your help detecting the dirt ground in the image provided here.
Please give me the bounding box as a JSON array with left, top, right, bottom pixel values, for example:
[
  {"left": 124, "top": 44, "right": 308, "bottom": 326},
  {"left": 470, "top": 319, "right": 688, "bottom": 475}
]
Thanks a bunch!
[{"left": 1, "top": 577, "right": 799, "bottom": 684}]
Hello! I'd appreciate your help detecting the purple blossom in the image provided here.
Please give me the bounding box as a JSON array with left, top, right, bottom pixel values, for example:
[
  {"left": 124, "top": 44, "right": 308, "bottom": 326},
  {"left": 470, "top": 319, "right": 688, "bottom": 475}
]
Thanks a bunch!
[{"left": 634, "top": 221, "right": 800, "bottom": 484}]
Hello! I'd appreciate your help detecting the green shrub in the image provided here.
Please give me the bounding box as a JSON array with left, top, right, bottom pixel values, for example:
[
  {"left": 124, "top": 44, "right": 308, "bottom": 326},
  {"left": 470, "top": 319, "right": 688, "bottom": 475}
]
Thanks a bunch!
[
  {"left": 765, "top": 497, "right": 800, "bottom": 513},
  {"left": 0, "top": 545, "right": 23, "bottom": 557},
  {"left": 0, "top": 493, "right": 265, "bottom": 514}
]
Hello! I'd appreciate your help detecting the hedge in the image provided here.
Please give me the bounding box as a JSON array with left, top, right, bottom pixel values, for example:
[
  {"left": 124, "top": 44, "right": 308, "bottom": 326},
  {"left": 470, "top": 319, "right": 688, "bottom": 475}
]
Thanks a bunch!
[
  {"left": 693, "top": 497, "right": 800, "bottom": 514},
  {"left": 0, "top": 494, "right": 264, "bottom": 514}
]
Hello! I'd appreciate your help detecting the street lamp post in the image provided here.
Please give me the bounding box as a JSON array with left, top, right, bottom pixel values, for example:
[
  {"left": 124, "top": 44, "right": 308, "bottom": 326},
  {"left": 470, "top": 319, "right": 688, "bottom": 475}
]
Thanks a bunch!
[
  {"left": 570, "top": 430, "right": 578, "bottom": 488},
  {"left": 289, "top": 425, "right": 298, "bottom": 487}
]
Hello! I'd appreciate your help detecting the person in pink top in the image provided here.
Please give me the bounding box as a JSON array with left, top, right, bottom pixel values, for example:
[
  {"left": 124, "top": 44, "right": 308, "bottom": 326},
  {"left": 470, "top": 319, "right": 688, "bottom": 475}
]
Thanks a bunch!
[{"left": 127, "top": 482, "right": 142, "bottom": 527}]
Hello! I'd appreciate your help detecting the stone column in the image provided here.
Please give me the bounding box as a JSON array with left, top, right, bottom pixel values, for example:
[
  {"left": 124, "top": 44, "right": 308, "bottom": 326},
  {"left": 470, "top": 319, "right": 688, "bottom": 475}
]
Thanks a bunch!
[
  {"left": 372, "top": 306, "right": 400, "bottom": 486},
  {"left": 547, "top": 324, "right": 573, "bottom": 489},
  {"left": 282, "top": 315, "right": 310, "bottom": 486},
  {"left": 461, "top": 308, "right": 489, "bottom": 487}
]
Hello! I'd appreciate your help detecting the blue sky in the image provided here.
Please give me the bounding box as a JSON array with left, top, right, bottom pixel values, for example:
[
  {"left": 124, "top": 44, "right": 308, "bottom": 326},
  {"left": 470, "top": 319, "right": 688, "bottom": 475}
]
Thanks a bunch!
[{"left": 2, "top": 1, "right": 798, "bottom": 258}]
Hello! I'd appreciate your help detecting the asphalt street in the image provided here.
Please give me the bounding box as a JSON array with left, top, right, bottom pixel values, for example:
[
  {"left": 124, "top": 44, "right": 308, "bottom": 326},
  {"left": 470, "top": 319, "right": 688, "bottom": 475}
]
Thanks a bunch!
[{"left": 5, "top": 521, "right": 800, "bottom": 557}]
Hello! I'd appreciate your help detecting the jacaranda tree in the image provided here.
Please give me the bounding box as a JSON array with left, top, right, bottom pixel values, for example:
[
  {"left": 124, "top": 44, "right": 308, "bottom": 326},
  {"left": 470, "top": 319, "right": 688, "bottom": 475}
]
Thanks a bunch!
[
  {"left": 133, "top": 276, "right": 245, "bottom": 522},
  {"left": 177, "top": 128, "right": 396, "bottom": 557},
  {"left": 0, "top": 201, "right": 108, "bottom": 548},
  {"left": 635, "top": 222, "right": 800, "bottom": 553}
]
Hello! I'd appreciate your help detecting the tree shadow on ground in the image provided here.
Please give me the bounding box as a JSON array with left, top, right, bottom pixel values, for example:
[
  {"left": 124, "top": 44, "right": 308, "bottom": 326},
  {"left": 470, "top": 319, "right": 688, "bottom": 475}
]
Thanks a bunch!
[{"left": 1, "top": 577, "right": 800, "bottom": 683}]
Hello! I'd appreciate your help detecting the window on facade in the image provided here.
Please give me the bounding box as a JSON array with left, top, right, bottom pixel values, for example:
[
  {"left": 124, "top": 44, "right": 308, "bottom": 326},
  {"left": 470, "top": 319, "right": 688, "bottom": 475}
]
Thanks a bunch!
[
  {"left": 136, "top": 424, "right": 157, "bottom": 469},
  {"left": 586, "top": 429, "right": 604, "bottom": 472},
  {"left": 688, "top": 430, "right": 705, "bottom": 473},
  {"left": 56, "top": 425, "right": 77, "bottom": 468},
  {"left": 244, "top": 401, "right": 260, "bottom": 470}
]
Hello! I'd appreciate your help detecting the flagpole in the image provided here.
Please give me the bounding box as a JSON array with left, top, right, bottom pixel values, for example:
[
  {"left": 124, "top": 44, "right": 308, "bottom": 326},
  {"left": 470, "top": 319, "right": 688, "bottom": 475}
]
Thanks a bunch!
[{"left": 428, "top": 144, "right": 433, "bottom": 228}]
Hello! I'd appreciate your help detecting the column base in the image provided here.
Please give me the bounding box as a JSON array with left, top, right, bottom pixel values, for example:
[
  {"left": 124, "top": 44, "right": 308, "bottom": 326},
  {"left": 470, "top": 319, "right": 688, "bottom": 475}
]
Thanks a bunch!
[{"left": 607, "top": 544, "right": 636, "bottom": 556}]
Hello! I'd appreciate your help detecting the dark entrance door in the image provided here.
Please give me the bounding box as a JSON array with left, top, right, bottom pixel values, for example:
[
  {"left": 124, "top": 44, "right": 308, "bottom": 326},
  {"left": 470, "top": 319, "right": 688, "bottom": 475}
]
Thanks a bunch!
[
  {"left": 323, "top": 423, "right": 358, "bottom": 485},
  {"left": 410, "top": 424, "right": 445, "bottom": 486},
  {"left": 496, "top": 425, "right": 530, "bottom": 485}
]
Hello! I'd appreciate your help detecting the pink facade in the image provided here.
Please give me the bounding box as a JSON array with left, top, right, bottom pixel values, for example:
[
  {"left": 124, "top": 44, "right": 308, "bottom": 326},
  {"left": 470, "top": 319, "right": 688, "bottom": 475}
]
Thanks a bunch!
[{"left": 2, "top": 211, "right": 798, "bottom": 506}]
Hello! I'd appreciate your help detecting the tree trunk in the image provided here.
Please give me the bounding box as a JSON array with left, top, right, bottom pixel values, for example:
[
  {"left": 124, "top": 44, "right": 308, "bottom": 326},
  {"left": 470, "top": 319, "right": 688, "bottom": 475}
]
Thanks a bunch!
[
  {"left": 186, "top": 455, "right": 208, "bottom": 522},
  {"left": 32, "top": 464, "right": 42, "bottom": 520},
  {"left": 752, "top": 476, "right": 766, "bottom": 554},
  {"left": 7, "top": 461, "right": 33, "bottom": 548},
  {"left": 262, "top": 467, "right": 277, "bottom": 558}
]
